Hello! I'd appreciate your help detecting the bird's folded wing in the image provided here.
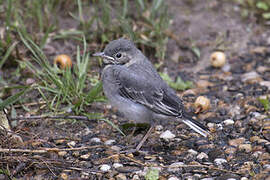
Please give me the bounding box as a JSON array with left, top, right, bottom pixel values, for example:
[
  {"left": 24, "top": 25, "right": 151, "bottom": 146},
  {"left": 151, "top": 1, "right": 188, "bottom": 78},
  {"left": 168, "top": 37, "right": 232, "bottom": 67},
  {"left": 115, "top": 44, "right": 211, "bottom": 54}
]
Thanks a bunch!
[{"left": 112, "top": 66, "right": 183, "bottom": 117}]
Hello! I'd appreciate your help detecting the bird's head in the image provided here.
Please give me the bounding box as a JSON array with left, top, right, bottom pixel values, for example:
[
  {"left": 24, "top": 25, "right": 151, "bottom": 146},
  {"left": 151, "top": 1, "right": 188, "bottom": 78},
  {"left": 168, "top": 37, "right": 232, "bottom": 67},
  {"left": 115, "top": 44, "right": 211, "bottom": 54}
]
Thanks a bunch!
[{"left": 93, "top": 38, "right": 137, "bottom": 65}]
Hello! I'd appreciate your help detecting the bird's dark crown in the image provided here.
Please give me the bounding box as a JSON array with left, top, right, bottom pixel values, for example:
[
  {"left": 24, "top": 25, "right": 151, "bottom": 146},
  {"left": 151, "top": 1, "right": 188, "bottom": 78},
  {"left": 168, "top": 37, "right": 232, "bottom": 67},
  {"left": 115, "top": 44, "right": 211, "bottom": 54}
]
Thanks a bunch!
[{"left": 104, "top": 38, "right": 135, "bottom": 57}]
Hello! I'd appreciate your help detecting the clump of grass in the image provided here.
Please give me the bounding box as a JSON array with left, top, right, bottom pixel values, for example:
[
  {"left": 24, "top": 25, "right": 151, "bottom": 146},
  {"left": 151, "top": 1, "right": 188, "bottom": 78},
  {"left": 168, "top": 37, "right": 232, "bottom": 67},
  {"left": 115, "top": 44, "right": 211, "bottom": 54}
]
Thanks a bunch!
[
  {"left": 1, "top": 0, "right": 172, "bottom": 114},
  {"left": 18, "top": 29, "right": 105, "bottom": 115},
  {"left": 159, "top": 72, "right": 193, "bottom": 91},
  {"left": 0, "top": 85, "right": 30, "bottom": 110},
  {"left": 258, "top": 97, "right": 270, "bottom": 112},
  {"left": 66, "top": 0, "right": 171, "bottom": 60},
  {"left": 236, "top": 0, "right": 270, "bottom": 21}
]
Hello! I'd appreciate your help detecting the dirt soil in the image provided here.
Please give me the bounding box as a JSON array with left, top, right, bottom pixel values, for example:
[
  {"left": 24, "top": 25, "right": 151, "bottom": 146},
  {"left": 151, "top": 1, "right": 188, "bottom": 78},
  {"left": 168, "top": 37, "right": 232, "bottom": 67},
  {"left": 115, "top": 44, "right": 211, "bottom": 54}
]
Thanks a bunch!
[{"left": 1, "top": 0, "right": 270, "bottom": 179}]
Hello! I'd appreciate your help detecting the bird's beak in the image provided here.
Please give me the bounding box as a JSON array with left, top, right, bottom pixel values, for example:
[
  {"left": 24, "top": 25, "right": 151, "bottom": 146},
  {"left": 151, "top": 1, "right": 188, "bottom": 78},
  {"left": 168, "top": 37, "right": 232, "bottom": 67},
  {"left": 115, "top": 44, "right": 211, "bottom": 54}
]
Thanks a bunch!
[{"left": 93, "top": 52, "right": 115, "bottom": 64}]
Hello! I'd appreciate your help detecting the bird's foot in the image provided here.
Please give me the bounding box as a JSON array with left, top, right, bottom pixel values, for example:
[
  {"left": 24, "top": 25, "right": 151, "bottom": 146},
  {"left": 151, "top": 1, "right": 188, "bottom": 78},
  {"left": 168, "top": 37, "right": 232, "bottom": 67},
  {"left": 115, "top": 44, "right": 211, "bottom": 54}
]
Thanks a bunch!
[{"left": 119, "top": 148, "right": 142, "bottom": 155}]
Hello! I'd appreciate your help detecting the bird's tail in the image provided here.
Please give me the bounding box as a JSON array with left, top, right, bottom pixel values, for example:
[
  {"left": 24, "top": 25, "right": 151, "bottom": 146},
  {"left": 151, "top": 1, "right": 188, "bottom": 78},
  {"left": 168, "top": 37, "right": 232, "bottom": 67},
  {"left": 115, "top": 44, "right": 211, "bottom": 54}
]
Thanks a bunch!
[{"left": 181, "top": 118, "right": 210, "bottom": 137}]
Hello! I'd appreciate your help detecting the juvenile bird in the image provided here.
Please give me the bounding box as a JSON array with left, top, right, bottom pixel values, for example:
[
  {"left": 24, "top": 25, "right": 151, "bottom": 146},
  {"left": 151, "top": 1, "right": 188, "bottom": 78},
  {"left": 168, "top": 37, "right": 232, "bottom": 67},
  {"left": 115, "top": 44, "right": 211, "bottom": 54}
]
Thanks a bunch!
[{"left": 93, "top": 38, "right": 210, "bottom": 151}]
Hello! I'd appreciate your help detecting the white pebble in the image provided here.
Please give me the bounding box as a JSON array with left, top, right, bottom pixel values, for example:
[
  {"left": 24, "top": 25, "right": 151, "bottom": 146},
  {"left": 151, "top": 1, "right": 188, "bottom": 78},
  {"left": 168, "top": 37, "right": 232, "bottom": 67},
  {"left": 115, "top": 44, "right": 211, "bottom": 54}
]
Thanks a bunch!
[
  {"left": 214, "top": 158, "right": 227, "bottom": 165},
  {"left": 250, "top": 112, "right": 261, "bottom": 117},
  {"left": 197, "top": 152, "right": 209, "bottom": 160},
  {"left": 241, "top": 71, "right": 260, "bottom": 82},
  {"left": 155, "top": 125, "right": 163, "bottom": 131},
  {"left": 168, "top": 177, "right": 180, "bottom": 180},
  {"left": 168, "top": 162, "right": 184, "bottom": 168},
  {"left": 104, "top": 139, "right": 116, "bottom": 145},
  {"left": 100, "top": 164, "right": 111, "bottom": 172},
  {"left": 240, "top": 177, "right": 249, "bottom": 180},
  {"left": 113, "top": 163, "right": 123, "bottom": 169},
  {"left": 222, "top": 63, "right": 231, "bottom": 72},
  {"left": 110, "top": 145, "right": 121, "bottom": 152},
  {"left": 188, "top": 149, "right": 198, "bottom": 155},
  {"left": 80, "top": 154, "right": 90, "bottom": 159},
  {"left": 90, "top": 137, "right": 101, "bottom": 143},
  {"left": 229, "top": 105, "right": 241, "bottom": 117},
  {"left": 260, "top": 81, "right": 270, "bottom": 89},
  {"left": 132, "top": 175, "right": 140, "bottom": 180},
  {"left": 67, "top": 141, "right": 76, "bottom": 147},
  {"left": 160, "top": 130, "right": 175, "bottom": 139},
  {"left": 66, "top": 107, "right": 72, "bottom": 113},
  {"left": 207, "top": 123, "right": 215, "bottom": 128},
  {"left": 263, "top": 164, "right": 270, "bottom": 169},
  {"left": 201, "top": 178, "right": 214, "bottom": 180},
  {"left": 223, "top": 119, "right": 235, "bottom": 126}
]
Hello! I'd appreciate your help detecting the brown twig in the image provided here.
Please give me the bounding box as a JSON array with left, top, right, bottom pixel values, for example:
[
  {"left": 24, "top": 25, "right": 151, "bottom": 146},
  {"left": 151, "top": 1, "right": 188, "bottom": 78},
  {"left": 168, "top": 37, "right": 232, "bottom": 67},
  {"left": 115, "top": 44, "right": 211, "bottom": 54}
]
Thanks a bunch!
[
  {"left": 13, "top": 101, "right": 47, "bottom": 108},
  {"left": 0, "top": 145, "right": 104, "bottom": 154},
  {"left": 11, "top": 115, "right": 99, "bottom": 122},
  {"left": 119, "top": 154, "right": 145, "bottom": 166}
]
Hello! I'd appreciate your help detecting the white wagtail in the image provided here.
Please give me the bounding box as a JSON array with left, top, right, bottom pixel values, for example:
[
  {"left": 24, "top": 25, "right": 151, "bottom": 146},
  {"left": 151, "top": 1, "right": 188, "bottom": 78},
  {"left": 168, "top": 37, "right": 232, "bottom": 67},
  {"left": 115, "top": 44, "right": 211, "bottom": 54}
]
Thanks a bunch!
[{"left": 93, "top": 38, "right": 210, "bottom": 151}]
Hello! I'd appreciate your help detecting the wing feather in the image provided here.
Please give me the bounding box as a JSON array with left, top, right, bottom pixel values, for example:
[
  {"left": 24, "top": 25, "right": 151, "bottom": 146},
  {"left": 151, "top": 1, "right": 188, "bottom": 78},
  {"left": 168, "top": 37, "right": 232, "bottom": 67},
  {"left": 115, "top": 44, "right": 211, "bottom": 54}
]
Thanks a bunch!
[{"left": 113, "top": 65, "right": 183, "bottom": 117}]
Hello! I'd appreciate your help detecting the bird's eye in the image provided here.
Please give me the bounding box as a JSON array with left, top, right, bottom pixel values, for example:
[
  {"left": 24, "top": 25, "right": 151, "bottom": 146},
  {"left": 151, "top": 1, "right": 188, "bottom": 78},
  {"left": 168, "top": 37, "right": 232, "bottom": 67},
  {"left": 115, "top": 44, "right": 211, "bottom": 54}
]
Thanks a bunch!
[{"left": 116, "top": 53, "right": 122, "bottom": 58}]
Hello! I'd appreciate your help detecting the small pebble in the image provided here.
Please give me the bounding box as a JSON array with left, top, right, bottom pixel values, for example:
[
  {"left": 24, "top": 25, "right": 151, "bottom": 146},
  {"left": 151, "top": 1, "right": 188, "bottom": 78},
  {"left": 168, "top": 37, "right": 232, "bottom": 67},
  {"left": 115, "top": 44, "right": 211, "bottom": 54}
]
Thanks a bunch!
[
  {"left": 201, "top": 178, "right": 214, "bottom": 180},
  {"left": 260, "top": 81, "right": 270, "bottom": 89},
  {"left": 241, "top": 71, "right": 260, "bottom": 82},
  {"left": 263, "top": 164, "right": 270, "bottom": 169},
  {"left": 132, "top": 175, "right": 140, "bottom": 180},
  {"left": 197, "top": 152, "right": 209, "bottom": 160},
  {"left": 58, "top": 151, "right": 67, "bottom": 156},
  {"left": 160, "top": 130, "right": 175, "bottom": 139},
  {"left": 72, "top": 151, "right": 80, "bottom": 157},
  {"left": 106, "top": 104, "right": 112, "bottom": 109},
  {"left": 26, "top": 78, "right": 35, "bottom": 85},
  {"left": 80, "top": 154, "right": 90, "bottom": 159},
  {"left": 104, "top": 139, "right": 116, "bottom": 145},
  {"left": 67, "top": 141, "right": 76, "bottom": 147},
  {"left": 225, "top": 147, "right": 237, "bottom": 154},
  {"left": 188, "top": 149, "right": 198, "bottom": 155},
  {"left": 252, "top": 151, "right": 263, "bottom": 158},
  {"left": 168, "top": 177, "right": 180, "bottom": 180},
  {"left": 238, "top": 144, "right": 252, "bottom": 153},
  {"left": 240, "top": 177, "right": 249, "bottom": 180},
  {"left": 111, "top": 145, "right": 121, "bottom": 152},
  {"left": 229, "top": 105, "right": 241, "bottom": 117},
  {"left": 90, "top": 137, "right": 101, "bottom": 143},
  {"left": 115, "top": 173, "right": 127, "bottom": 180},
  {"left": 207, "top": 123, "right": 215, "bottom": 128},
  {"left": 250, "top": 112, "right": 261, "bottom": 117},
  {"left": 250, "top": 136, "right": 260, "bottom": 142},
  {"left": 223, "top": 119, "right": 234, "bottom": 126},
  {"left": 155, "top": 125, "right": 163, "bottom": 131},
  {"left": 222, "top": 63, "right": 231, "bottom": 72},
  {"left": 55, "top": 139, "right": 65, "bottom": 144},
  {"left": 81, "top": 172, "right": 90, "bottom": 178},
  {"left": 228, "top": 138, "right": 245, "bottom": 147},
  {"left": 100, "top": 164, "right": 111, "bottom": 172},
  {"left": 66, "top": 107, "right": 72, "bottom": 113},
  {"left": 214, "top": 158, "right": 227, "bottom": 165},
  {"left": 60, "top": 173, "right": 68, "bottom": 180},
  {"left": 169, "top": 162, "right": 184, "bottom": 168},
  {"left": 113, "top": 163, "right": 123, "bottom": 169}
]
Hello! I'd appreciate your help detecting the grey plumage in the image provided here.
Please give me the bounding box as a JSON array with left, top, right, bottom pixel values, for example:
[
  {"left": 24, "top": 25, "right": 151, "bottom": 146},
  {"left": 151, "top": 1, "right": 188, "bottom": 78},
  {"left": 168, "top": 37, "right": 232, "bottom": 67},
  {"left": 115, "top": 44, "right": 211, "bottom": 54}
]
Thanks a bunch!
[{"left": 93, "top": 38, "right": 209, "bottom": 138}]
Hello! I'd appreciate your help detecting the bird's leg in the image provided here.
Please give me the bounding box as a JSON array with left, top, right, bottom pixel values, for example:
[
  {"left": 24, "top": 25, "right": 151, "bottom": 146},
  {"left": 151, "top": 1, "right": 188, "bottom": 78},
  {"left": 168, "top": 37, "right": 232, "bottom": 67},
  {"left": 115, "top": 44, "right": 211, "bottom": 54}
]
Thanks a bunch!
[
  {"left": 135, "top": 126, "right": 154, "bottom": 151},
  {"left": 125, "top": 125, "right": 137, "bottom": 146},
  {"left": 119, "top": 125, "right": 153, "bottom": 154}
]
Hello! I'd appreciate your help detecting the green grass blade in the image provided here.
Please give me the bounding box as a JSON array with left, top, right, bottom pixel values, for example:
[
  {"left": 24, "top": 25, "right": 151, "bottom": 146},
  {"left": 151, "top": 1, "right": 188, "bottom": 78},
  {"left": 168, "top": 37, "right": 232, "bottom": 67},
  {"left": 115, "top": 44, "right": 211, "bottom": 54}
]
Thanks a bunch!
[
  {"left": 0, "top": 86, "right": 30, "bottom": 110},
  {"left": 0, "top": 41, "right": 18, "bottom": 69},
  {"left": 86, "top": 81, "right": 103, "bottom": 102}
]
